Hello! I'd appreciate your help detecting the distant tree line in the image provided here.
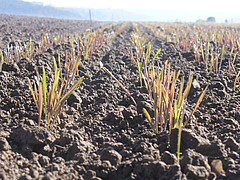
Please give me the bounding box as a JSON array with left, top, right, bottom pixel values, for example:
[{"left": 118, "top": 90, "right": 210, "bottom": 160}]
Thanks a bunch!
[{"left": 196, "top": 16, "right": 216, "bottom": 23}]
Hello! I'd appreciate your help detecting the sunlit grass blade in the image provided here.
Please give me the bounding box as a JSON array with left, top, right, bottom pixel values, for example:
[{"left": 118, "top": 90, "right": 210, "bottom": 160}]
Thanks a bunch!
[
  {"left": 52, "top": 76, "right": 84, "bottom": 123},
  {"left": 143, "top": 108, "right": 152, "bottom": 123},
  {"left": 38, "top": 82, "right": 43, "bottom": 126},
  {"left": 183, "top": 75, "right": 193, "bottom": 99},
  {"left": 56, "top": 76, "right": 84, "bottom": 108},
  {"left": 42, "top": 66, "right": 47, "bottom": 120},
  {"left": 27, "top": 77, "right": 39, "bottom": 110},
  {"left": 153, "top": 48, "right": 162, "bottom": 61},
  {"left": 184, "top": 85, "right": 208, "bottom": 127}
]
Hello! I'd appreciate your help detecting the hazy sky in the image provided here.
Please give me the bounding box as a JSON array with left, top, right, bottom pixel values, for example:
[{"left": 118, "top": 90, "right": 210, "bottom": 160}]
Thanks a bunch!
[
  {"left": 23, "top": 0, "right": 240, "bottom": 11},
  {"left": 22, "top": 0, "right": 240, "bottom": 22}
]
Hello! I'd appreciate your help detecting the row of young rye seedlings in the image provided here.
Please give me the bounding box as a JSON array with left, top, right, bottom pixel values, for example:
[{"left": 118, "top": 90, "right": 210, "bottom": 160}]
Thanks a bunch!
[
  {"left": 0, "top": 22, "right": 239, "bottom": 161},
  {"left": 0, "top": 28, "right": 110, "bottom": 71},
  {"left": 145, "top": 22, "right": 240, "bottom": 89}
]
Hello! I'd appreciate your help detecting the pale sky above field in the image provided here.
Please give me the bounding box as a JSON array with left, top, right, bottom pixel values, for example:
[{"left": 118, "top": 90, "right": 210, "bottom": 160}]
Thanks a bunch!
[
  {"left": 22, "top": 0, "right": 240, "bottom": 22},
  {"left": 23, "top": 0, "right": 239, "bottom": 11}
]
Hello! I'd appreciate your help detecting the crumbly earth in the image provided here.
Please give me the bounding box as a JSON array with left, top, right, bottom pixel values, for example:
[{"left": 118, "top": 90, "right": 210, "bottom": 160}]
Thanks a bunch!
[{"left": 0, "top": 15, "right": 239, "bottom": 180}]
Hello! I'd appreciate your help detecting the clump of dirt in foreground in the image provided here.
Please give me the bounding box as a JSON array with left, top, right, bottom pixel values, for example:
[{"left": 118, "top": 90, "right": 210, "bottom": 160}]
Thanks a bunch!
[{"left": 0, "top": 15, "right": 239, "bottom": 180}]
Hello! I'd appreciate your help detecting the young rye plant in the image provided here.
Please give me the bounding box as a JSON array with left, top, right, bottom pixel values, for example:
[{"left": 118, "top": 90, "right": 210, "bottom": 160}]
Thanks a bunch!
[
  {"left": 130, "top": 35, "right": 208, "bottom": 134},
  {"left": 142, "top": 60, "right": 207, "bottom": 161},
  {"left": 27, "top": 55, "right": 84, "bottom": 126},
  {"left": 79, "top": 31, "right": 106, "bottom": 60},
  {"left": 130, "top": 36, "right": 208, "bottom": 160},
  {"left": 142, "top": 60, "right": 207, "bottom": 132}
]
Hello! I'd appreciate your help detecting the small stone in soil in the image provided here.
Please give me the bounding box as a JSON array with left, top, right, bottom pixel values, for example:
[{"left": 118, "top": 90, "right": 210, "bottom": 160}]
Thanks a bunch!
[{"left": 211, "top": 159, "right": 225, "bottom": 175}]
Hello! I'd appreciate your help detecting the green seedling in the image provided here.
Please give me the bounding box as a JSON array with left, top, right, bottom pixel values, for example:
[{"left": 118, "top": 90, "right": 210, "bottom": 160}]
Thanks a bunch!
[
  {"left": 209, "top": 53, "right": 220, "bottom": 73},
  {"left": 131, "top": 34, "right": 161, "bottom": 87},
  {"left": 218, "top": 45, "right": 225, "bottom": 73},
  {"left": 141, "top": 59, "right": 208, "bottom": 160},
  {"left": 27, "top": 56, "right": 84, "bottom": 126},
  {"left": 174, "top": 84, "right": 208, "bottom": 162},
  {"left": 176, "top": 85, "right": 208, "bottom": 161},
  {"left": 79, "top": 31, "right": 106, "bottom": 61}
]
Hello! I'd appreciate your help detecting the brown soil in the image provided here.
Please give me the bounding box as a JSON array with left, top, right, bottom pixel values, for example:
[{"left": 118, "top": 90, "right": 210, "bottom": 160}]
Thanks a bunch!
[{"left": 0, "top": 15, "right": 239, "bottom": 180}]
